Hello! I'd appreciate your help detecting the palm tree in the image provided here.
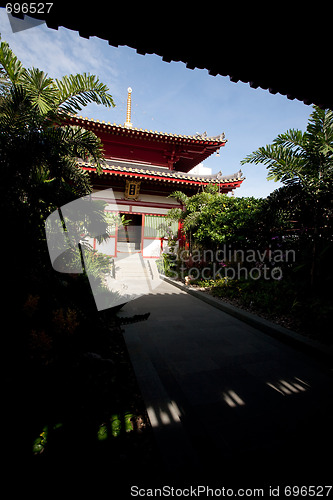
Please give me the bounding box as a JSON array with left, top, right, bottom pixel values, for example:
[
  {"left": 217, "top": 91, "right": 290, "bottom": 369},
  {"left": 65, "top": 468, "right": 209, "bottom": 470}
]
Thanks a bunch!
[
  {"left": 0, "top": 36, "right": 114, "bottom": 209},
  {"left": 240, "top": 106, "right": 333, "bottom": 192},
  {"left": 0, "top": 36, "right": 115, "bottom": 212},
  {"left": 0, "top": 36, "right": 115, "bottom": 287},
  {"left": 241, "top": 106, "right": 333, "bottom": 286}
]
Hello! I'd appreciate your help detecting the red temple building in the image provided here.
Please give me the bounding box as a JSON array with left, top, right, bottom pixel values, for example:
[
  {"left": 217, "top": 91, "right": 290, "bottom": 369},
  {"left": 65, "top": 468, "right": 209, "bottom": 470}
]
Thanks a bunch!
[{"left": 69, "top": 88, "right": 245, "bottom": 259}]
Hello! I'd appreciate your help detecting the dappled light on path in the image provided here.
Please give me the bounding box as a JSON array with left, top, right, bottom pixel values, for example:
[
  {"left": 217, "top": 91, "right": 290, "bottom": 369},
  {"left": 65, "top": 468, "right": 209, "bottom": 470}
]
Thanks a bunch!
[
  {"left": 147, "top": 401, "right": 181, "bottom": 428},
  {"left": 266, "top": 376, "right": 311, "bottom": 396},
  {"left": 222, "top": 390, "right": 246, "bottom": 408},
  {"left": 121, "top": 280, "right": 333, "bottom": 482}
]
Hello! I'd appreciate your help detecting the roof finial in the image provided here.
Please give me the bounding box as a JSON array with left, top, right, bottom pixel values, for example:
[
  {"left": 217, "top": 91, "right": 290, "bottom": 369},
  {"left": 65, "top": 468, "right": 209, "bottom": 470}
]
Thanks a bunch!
[{"left": 124, "top": 87, "right": 133, "bottom": 128}]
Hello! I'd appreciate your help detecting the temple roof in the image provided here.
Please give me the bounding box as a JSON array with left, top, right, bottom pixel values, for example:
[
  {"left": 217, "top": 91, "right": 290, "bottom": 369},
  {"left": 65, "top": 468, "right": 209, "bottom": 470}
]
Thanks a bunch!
[
  {"left": 68, "top": 115, "right": 226, "bottom": 145},
  {"left": 69, "top": 115, "right": 227, "bottom": 172},
  {"left": 79, "top": 159, "right": 245, "bottom": 189}
]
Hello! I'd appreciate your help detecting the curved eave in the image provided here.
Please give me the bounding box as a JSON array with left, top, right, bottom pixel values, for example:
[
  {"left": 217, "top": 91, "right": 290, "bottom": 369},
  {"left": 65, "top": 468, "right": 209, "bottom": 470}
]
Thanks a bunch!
[
  {"left": 81, "top": 165, "right": 245, "bottom": 189},
  {"left": 67, "top": 115, "right": 227, "bottom": 148}
]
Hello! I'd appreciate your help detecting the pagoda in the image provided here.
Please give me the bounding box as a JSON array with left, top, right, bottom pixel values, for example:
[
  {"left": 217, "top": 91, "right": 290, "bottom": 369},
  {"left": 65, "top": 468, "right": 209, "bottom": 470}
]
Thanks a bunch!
[{"left": 69, "top": 88, "right": 245, "bottom": 258}]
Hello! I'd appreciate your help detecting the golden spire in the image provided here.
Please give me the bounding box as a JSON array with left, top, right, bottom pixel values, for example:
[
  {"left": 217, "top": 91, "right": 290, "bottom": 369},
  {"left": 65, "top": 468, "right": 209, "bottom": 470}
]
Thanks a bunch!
[{"left": 124, "top": 87, "right": 133, "bottom": 128}]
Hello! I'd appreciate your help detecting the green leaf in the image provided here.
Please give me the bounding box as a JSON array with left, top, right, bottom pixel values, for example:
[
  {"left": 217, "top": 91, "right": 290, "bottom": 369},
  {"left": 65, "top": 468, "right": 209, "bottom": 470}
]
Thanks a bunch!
[
  {"left": 124, "top": 412, "right": 134, "bottom": 433},
  {"left": 55, "top": 73, "right": 115, "bottom": 114},
  {"left": 97, "top": 424, "right": 108, "bottom": 441},
  {"left": 241, "top": 106, "right": 333, "bottom": 193},
  {"left": 19, "top": 67, "right": 58, "bottom": 115},
  {"left": 111, "top": 416, "right": 122, "bottom": 437},
  {"left": 0, "top": 38, "right": 23, "bottom": 84}
]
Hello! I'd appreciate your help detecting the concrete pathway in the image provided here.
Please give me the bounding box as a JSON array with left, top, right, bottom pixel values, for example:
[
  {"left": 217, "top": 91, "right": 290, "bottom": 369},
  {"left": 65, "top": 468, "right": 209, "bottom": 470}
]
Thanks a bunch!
[{"left": 120, "top": 279, "right": 333, "bottom": 486}]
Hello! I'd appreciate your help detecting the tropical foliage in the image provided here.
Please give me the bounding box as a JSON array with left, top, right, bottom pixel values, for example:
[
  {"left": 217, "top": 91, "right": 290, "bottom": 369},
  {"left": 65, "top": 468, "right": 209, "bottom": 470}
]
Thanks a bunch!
[
  {"left": 1, "top": 37, "right": 154, "bottom": 465},
  {"left": 164, "top": 106, "right": 333, "bottom": 341},
  {"left": 0, "top": 35, "right": 116, "bottom": 277},
  {"left": 0, "top": 35, "right": 114, "bottom": 212},
  {"left": 241, "top": 106, "right": 333, "bottom": 191},
  {"left": 167, "top": 185, "right": 263, "bottom": 251},
  {"left": 241, "top": 105, "right": 333, "bottom": 287}
]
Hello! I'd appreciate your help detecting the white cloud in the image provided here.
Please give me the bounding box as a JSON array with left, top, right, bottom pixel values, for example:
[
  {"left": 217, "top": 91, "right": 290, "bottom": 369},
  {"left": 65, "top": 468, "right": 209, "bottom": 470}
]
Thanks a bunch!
[{"left": 0, "top": 9, "right": 119, "bottom": 85}]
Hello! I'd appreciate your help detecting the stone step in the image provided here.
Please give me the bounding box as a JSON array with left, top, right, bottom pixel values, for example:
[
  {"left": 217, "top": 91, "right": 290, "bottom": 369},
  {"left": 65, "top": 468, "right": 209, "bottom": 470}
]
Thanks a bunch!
[
  {"left": 116, "top": 273, "right": 149, "bottom": 278},
  {"left": 116, "top": 270, "right": 148, "bottom": 276},
  {"left": 112, "top": 255, "right": 160, "bottom": 282},
  {"left": 116, "top": 242, "right": 141, "bottom": 254},
  {"left": 114, "top": 255, "right": 149, "bottom": 280}
]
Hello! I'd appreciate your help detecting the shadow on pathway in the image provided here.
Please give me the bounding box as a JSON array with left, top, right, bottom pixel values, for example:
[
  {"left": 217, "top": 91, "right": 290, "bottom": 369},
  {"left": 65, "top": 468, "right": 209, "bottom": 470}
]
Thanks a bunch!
[{"left": 120, "top": 279, "right": 333, "bottom": 487}]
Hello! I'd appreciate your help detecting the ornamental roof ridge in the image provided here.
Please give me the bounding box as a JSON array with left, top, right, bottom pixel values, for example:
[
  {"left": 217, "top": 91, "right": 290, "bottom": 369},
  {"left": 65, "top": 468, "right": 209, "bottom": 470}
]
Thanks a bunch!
[
  {"left": 78, "top": 159, "right": 244, "bottom": 183},
  {"left": 70, "top": 114, "right": 227, "bottom": 143}
]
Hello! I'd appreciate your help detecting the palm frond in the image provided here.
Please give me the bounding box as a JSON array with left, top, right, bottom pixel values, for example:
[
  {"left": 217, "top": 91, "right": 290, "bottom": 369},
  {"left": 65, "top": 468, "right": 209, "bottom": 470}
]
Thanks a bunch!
[
  {"left": 306, "top": 106, "right": 333, "bottom": 157},
  {"left": 55, "top": 73, "right": 115, "bottom": 114},
  {"left": 56, "top": 125, "right": 105, "bottom": 172},
  {"left": 306, "top": 106, "right": 332, "bottom": 138},
  {"left": 241, "top": 105, "right": 333, "bottom": 194},
  {"left": 241, "top": 142, "right": 306, "bottom": 185},
  {"left": 19, "top": 67, "right": 58, "bottom": 116},
  {"left": 0, "top": 84, "right": 28, "bottom": 128},
  {"left": 0, "top": 38, "right": 24, "bottom": 84},
  {"left": 54, "top": 157, "right": 92, "bottom": 199},
  {"left": 0, "top": 66, "right": 11, "bottom": 98},
  {"left": 273, "top": 129, "right": 307, "bottom": 155}
]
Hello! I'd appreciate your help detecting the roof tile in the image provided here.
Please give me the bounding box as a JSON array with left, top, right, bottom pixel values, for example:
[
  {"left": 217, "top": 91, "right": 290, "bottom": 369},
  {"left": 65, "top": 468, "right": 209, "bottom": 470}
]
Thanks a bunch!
[{"left": 78, "top": 159, "right": 245, "bottom": 185}]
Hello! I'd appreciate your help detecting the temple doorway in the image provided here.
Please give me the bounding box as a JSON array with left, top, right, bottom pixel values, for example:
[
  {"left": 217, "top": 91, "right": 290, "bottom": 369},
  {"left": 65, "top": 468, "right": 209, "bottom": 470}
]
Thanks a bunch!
[{"left": 117, "top": 213, "right": 142, "bottom": 251}]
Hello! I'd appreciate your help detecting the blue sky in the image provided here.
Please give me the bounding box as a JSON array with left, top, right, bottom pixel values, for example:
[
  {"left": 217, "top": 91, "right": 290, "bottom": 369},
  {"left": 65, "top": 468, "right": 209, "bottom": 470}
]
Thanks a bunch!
[{"left": 0, "top": 9, "right": 312, "bottom": 198}]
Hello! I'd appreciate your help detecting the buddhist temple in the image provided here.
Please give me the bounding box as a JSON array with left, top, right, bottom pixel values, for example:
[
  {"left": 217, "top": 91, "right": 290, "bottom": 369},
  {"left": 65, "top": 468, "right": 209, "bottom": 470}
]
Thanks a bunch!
[{"left": 68, "top": 88, "right": 245, "bottom": 259}]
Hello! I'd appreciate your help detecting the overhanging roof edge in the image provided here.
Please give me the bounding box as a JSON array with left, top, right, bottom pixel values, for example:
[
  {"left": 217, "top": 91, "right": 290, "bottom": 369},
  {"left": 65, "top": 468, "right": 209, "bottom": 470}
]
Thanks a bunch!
[{"left": 4, "top": 7, "right": 331, "bottom": 110}]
